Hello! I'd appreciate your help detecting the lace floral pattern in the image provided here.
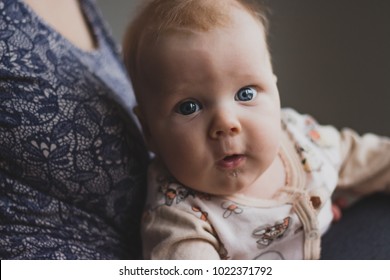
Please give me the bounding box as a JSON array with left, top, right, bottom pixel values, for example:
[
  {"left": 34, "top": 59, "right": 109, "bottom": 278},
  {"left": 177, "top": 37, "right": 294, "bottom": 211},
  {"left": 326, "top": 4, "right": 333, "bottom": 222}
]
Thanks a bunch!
[{"left": 0, "top": 0, "right": 148, "bottom": 259}]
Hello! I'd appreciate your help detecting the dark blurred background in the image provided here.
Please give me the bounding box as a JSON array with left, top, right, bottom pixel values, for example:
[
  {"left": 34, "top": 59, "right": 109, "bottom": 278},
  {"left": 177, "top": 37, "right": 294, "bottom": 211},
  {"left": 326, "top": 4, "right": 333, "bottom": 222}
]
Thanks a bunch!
[{"left": 96, "top": 0, "right": 390, "bottom": 135}]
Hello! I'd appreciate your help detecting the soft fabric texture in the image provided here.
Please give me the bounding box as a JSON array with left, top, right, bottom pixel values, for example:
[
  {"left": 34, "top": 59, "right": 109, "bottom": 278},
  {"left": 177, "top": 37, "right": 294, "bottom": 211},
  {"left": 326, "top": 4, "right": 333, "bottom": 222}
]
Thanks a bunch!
[{"left": 0, "top": 0, "right": 148, "bottom": 259}]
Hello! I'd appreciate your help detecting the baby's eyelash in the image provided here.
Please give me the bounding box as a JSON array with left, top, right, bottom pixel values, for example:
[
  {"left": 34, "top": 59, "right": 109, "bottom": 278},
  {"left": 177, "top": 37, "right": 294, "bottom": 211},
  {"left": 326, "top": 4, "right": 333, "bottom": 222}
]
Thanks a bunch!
[
  {"left": 235, "top": 86, "right": 258, "bottom": 102},
  {"left": 175, "top": 100, "right": 202, "bottom": 115}
]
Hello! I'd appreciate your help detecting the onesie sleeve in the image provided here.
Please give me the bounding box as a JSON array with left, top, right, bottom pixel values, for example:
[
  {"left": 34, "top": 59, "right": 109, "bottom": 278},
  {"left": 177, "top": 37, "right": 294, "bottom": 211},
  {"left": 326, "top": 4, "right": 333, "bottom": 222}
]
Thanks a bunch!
[
  {"left": 142, "top": 205, "right": 221, "bottom": 259},
  {"left": 282, "top": 108, "right": 390, "bottom": 196},
  {"left": 336, "top": 128, "right": 390, "bottom": 194}
]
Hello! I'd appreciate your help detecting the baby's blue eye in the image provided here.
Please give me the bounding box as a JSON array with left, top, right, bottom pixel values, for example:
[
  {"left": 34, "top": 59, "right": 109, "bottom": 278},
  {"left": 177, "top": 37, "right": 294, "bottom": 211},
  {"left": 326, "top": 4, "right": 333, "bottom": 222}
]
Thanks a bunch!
[
  {"left": 176, "top": 100, "right": 201, "bottom": 115},
  {"left": 235, "top": 87, "right": 257, "bottom": 102}
]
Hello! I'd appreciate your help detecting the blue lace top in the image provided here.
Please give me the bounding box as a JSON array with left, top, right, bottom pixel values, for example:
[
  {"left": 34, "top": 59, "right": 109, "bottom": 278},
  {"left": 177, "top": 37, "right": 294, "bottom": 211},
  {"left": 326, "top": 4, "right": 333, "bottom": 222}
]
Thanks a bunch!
[{"left": 0, "top": 0, "right": 148, "bottom": 259}]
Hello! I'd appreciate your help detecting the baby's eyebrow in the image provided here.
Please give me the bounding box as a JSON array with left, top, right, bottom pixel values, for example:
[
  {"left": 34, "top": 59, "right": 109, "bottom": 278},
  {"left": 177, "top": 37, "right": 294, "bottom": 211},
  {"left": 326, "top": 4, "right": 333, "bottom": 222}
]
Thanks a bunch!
[{"left": 160, "top": 82, "right": 195, "bottom": 96}]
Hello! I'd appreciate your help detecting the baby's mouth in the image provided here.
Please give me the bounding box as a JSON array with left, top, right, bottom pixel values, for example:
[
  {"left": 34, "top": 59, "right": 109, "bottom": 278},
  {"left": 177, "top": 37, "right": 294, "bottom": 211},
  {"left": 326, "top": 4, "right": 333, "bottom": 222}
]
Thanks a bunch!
[
  {"left": 224, "top": 154, "right": 242, "bottom": 161},
  {"left": 218, "top": 154, "right": 246, "bottom": 170}
]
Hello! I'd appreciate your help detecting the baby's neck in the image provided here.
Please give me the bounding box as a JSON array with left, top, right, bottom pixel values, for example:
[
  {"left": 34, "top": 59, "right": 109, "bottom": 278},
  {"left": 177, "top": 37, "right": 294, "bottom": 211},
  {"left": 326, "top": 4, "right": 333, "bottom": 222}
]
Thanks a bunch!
[{"left": 237, "top": 153, "right": 287, "bottom": 200}]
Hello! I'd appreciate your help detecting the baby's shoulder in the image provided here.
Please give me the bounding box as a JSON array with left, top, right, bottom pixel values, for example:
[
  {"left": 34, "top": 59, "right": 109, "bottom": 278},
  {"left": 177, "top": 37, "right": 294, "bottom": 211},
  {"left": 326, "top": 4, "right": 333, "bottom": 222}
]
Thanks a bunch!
[
  {"left": 281, "top": 108, "right": 342, "bottom": 170},
  {"left": 282, "top": 108, "right": 340, "bottom": 148}
]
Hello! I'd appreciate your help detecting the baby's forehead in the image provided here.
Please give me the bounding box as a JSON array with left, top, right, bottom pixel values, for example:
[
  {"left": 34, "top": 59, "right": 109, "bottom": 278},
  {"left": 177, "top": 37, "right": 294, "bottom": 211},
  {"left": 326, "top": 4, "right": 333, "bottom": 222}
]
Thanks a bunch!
[{"left": 140, "top": 0, "right": 264, "bottom": 40}]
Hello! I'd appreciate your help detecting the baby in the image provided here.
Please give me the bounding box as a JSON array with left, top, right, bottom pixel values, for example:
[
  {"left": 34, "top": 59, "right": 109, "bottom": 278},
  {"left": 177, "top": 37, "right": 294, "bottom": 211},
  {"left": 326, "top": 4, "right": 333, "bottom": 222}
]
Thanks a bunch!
[{"left": 123, "top": 0, "right": 390, "bottom": 259}]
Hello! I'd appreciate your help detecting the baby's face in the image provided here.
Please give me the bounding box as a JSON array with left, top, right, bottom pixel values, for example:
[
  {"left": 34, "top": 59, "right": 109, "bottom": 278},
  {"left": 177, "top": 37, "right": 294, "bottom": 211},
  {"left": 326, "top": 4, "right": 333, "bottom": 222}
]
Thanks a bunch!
[{"left": 137, "top": 5, "right": 281, "bottom": 196}]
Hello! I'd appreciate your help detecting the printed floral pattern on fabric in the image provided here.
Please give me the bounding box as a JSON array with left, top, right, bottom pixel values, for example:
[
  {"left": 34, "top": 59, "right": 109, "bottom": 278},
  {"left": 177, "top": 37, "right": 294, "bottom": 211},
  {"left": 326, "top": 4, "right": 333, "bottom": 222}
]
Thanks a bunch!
[
  {"left": 221, "top": 201, "right": 243, "bottom": 218},
  {"left": 0, "top": 0, "right": 147, "bottom": 259},
  {"left": 282, "top": 109, "right": 338, "bottom": 173},
  {"left": 252, "top": 217, "right": 291, "bottom": 247},
  {"left": 303, "top": 115, "right": 339, "bottom": 149},
  {"left": 157, "top": 175, "right": 196, "bottom": 206},
  {"left": 295, "top": 144, "right": 323, "bottom": 172},
  {"left": 191, "top": 206, "right": 208, "bottom": 221}
]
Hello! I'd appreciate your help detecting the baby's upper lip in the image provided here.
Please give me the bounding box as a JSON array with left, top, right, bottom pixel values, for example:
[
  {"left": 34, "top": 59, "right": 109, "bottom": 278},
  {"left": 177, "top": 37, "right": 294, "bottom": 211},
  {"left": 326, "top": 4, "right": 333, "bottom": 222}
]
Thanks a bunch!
[
  {"left": 221, "top": 153, "right": 243, "bottom": 159},
  {"left": 216, "top": 138, "right": 245, "bottom": 162},
  {"left": 217, "top": 151, "right": 243, "bottom": 160}
]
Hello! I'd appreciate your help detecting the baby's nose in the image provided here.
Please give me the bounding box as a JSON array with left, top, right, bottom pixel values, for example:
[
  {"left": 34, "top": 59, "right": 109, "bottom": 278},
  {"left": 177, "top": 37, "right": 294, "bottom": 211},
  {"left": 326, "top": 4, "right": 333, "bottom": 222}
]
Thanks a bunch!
[{"left": 209, "top": 110, "right": 241, "bottom": 139}]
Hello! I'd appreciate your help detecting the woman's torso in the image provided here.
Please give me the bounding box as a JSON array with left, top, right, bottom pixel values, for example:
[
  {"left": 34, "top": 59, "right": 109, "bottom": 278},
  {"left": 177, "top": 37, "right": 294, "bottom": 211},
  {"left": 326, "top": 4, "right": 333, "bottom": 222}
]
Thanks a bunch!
[{"left": 0, "top": 0, "right": 148, "bottom": 259}]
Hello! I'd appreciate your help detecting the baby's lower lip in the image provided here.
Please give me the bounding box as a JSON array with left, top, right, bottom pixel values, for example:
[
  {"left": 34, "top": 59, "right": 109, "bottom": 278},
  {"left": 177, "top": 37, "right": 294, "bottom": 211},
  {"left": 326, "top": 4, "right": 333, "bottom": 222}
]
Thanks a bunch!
[{"left": 217, "top": 155, "right": 246, "bottom": 169}]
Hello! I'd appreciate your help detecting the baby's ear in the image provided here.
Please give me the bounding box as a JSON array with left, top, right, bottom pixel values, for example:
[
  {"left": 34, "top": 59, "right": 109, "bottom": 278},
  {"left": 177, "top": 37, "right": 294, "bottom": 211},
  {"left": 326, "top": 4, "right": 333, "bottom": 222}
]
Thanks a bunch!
[
  {"left": 273, "top": 74, "right": 278, "bottom": 83},
  {"left": 133, "top": 106, "right": 157, "bottom": 153}
]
